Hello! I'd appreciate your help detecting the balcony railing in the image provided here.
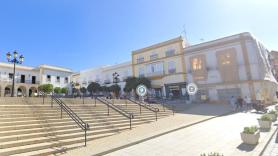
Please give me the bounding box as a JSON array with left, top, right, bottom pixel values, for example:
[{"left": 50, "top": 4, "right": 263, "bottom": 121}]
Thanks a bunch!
[
  {"left": 146, "top": 71, "right": 164, "bottom": 77},
  {"left": 0, "top": 78, "right": 40, "bottom": 84},
  {"left": 104, "top": 79, "right": 111, "bottom": 84}
]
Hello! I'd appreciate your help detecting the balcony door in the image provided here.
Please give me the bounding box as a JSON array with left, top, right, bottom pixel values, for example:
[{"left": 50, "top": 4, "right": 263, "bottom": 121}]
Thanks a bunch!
[
  {"left": 20, "top": 75, "right": 25, "bottom": 83},
  {"left": 32, "top": 76, "right": 36, "bottom": 84}
]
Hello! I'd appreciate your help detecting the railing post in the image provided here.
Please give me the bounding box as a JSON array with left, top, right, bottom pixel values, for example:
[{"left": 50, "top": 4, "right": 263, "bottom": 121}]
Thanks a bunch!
[
  {"left": 85, "top": 129, "right": 87, "bottom": 146},
  {"left": 129, "top": 118, "right": 132, "bottom": 129},
  {"left": 43, "top": 95, "right": 45, "bottom": 104},
  {"left": 107, "top": 105, "right": 109, "bottom": 116},
  {"left": 139, "top": 105, "right": 142, "bottom": 114},
  {"left": 51, "top": 95, "right": 53, "bottom": 108},
  {"left": 82, "top": 95, "right": 84, "bottom": 104},
  {"left": 125, "top": 99, "right": 127, "bottom": 107},
  {"left": 155, "top": 111, "right": 157, "bottom": 121},
  {"left": 60, "top": 106, "right": 62, "bottom": 118},
  {"left": 172, "top": 105, "right": 175, "bottom": 116},
  {"left": 94, "top": 98, "right": 96, "bottom": 107},
  {"left": 163, "top": 101, "right": 165, "bottom": 112}
]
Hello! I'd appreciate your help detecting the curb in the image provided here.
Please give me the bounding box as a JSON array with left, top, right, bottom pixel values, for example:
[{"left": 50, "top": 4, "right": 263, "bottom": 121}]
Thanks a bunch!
[
  {"left": 93, "top": 110, "right": 234, "bottom": 156},
  {"left": 259, "top": 123, "right": 278, "bottom": 156}
]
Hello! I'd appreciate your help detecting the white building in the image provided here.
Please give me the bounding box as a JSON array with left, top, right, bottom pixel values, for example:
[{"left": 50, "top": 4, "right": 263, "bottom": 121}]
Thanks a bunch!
[{"left": 0, "top": 62, "right": 73, "bottom": 97}]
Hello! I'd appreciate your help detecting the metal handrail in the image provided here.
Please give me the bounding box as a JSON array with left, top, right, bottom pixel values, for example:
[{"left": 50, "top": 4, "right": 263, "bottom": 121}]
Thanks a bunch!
[
  {"left": 97, "top": 97, "right": 134, "bottom": 129},
  {"left": 39, "top": 91, "right": 89, "bottom": 146},
  {"left": 128, "top": 98, "right": 159, "bottom": 121}
]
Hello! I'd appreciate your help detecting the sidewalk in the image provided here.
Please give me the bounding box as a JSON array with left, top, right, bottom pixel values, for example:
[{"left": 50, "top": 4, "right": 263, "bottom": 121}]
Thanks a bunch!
[
  {"left": 105, "top": 110, "right": 278, "bottom": 156},
  {"left": 262, "top": 123, "right": 278, "bottom": 156},
  {"left": 63, "top": 103, "right": 233, "bottom": 156}
]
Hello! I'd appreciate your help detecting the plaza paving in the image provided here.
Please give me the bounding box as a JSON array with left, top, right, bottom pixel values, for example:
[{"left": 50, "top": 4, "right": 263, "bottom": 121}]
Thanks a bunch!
[
  {"left": 105, "top": 110, "right": 278, "bottom": 156},
  {"left": 64, "top": 103, "right": 233, "bottom": 156}
]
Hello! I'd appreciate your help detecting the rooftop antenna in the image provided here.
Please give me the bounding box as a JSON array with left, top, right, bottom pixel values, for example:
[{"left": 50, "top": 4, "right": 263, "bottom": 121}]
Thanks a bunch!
[{"left": 182, "top": 24, "right": 189, "bottom": 46}]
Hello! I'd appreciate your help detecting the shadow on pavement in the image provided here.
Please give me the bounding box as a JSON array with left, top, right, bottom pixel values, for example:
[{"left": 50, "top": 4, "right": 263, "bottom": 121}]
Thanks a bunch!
[{"left": 237, "top": 143, "right": 257, "bottom": 152}]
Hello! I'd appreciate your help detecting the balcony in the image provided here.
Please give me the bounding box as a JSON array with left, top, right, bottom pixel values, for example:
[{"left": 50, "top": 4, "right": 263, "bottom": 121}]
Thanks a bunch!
[
  {"left": 0, "top": 78, "right": 40, "bottom": 84},
  {"left": 146, "top": 71, "right": 164, "bottom": 77},
  {"left": 168, "top": 68, "right": 176, "bottom": 74},
  {"left": 104, "top": 79, "right": 111, "bottom": 84}
]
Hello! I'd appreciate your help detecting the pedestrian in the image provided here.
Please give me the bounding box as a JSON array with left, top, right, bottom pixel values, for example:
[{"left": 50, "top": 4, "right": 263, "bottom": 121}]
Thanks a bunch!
[
  {"left": 244, "top": 96, "right": 252, "bottom": 110},
  {"left": 229, "top": 96, "right": 236, "bottom": 111},
  {"left": 237, "top": 96, "right": 243, "bottom": 111}
]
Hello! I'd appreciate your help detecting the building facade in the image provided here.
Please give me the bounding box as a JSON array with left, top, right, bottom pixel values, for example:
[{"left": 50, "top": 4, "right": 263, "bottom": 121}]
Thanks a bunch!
[
  {"left": 0, "top": 62, "right": 73, "bottom": 97},
  {"left": 74, "top": 32, "right": 278, "bottom": 103}
]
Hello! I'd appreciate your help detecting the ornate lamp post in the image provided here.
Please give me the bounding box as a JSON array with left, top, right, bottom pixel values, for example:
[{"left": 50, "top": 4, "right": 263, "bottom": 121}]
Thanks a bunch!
[
  {"left": 6, "top": 51, "right": 24, "bottom": 97},
  {"left": 112, "top": 72, "right": 120, "bottom": 84}
]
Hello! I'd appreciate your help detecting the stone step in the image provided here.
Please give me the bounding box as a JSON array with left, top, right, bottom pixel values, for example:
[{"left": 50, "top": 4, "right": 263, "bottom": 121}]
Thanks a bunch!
[{"left": 0, "top": 132, "right": 113, "bottom": 156}]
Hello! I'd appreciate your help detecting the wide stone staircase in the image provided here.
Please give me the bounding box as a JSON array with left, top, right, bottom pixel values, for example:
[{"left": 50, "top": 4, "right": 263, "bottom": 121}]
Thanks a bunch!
[{"left": 0, "top": 97, "right": 173, "bottom": 156}]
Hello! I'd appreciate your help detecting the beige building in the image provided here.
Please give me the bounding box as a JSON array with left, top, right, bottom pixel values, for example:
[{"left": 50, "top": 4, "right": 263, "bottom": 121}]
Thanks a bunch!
[
  {"left": 132, "top": 37, "right": 187, "bottom": 98},
  {"left": 75, "top": 32, "right": 278, "bottom": 103}
]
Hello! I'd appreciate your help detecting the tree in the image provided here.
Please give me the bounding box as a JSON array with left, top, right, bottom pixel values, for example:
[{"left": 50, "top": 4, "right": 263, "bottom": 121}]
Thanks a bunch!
[
  {"left": 61, "top": 87, "right": 68, "bottom": 94},
  {"left": 124, "top": 77, "right": 138, "bottom": 93},
  {"left": 109, "top": 84, "right": 121, "bottom": 97},
  {"left": 137, "top": 77, "right": 151, "bottom": 88},
  {"left": 80, "top": 87, "right": 87, "bottom": 94},
  {"left": 124, "top": 76, "right": 151, "bottom": 93},
  {"left": 38, "top": 84, "right": 53, "bottom": 94},
  {"left": 87, "top": 82, "right": 101, "bottom": 95},
  {"left": 54, "top": 87, "right": 61, "bottom": 94}
]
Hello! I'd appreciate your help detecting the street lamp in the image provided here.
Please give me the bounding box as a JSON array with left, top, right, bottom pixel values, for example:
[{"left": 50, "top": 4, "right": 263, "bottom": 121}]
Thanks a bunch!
[
  {"left": 112, "top": 72, "right": 120, "bottom": 84},
  {"left": 6, "top": 51, "right": 24, "bottom": 97}
]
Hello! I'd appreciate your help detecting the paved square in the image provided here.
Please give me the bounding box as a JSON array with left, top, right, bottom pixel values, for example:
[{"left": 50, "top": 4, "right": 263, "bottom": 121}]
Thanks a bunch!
[{"left": 105, "top": 111, "right": 277, "bottom": 156}]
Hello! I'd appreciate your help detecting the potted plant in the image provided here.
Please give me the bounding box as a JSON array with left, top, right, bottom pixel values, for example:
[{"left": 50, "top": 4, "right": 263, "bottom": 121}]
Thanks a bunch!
[
  {"left": 268, "top": 110, "right": 277, "bottom": 122},
  {"left": 200, "top": 152, "right": 224, "bottom": 156},
  {"left": 240, "top": 126, "right": 260, "bottom": 145},
  {"left": 258, "top": 114, "right": 272, "bottom": 129},
  {"left": 275, "top": 105, "right": 278, "bottom": 111}
]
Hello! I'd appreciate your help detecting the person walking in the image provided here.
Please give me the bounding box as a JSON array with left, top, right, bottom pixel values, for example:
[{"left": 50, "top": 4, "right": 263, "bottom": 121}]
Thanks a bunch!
[
  {"left": 236, "top": 96, "right": 244, "bottom": 111},
  {"left": 244, "top": 96, "right": 252, "bottom": 110},
  {"left": 229, "top": 96, "right": 236, "bottom": 111}
]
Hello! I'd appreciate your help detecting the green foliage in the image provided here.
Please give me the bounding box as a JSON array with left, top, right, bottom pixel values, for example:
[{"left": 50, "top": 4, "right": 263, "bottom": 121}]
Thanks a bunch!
[
  {"left": 243, "top": 126, "right": 258, "bottom": 134},
  {"left": 80, "top": 87, "right": 87, "bottom": 94},
  {"left": 200, "top": 152, "right": 224, "bottom": 156},
  {"left": 87, "top": 82, "right": 101, "bottom": 95},
  {"left": 260, "top": 114, "right": 272, "bottom": 121},
  {"left": 268, "top": 110, "right": 277, "bottom": 114},
  {"left": 61, "top": 87, "right": 68, "bottom": 94},
  {"left": 101, "top": 86, "right": 109, "bottom": 92},
  {"left": 109, "top": 84, "right": 121, "bottom": 97},
  {"left": 38, "top": 84, "right": 53, "bottom": 94},
  {"left": 124, "top": 76, "right": 151, "bottom": 93},
  {"left": 54, "top": 87, "right": 61, "bottom": 94}
]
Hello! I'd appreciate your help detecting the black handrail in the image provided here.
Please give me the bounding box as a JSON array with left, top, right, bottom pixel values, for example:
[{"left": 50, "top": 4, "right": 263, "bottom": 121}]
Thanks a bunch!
[
  {"left": 128, "top": 98, "right": 159, "bottom": 121},
  {"left": 39, "top": 91, "right": 89, "bottom": 146},
  {"left": 155, "top": 97, "right": 175, "bottom": 115},
  {"left": 97, "top": 97, "right": 134, "bottom": 129}
]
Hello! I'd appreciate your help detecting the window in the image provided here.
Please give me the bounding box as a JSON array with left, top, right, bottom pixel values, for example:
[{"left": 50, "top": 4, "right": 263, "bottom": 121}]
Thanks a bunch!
[
  {"left": 65, "top": 77, "right": 68, "bottom": 83},
  {"left": 165, "top": 49, "right": 175, "bottom": 57},
  {"left": 168, "top": 61, "right": 176, "bottom": 74},
  {"left": 150, "top": 53, "right": 158, "bottom": 60},
  {"left": 9, "top": 73, "right": 13, "bottom": 79},
  {"left": 137, "top": 56, "right": 144, "bottom": 63},
  {"left": 146, "top": 62, "right": 164, "bottom": 76},
  {"left": 220, "top": 53, "right": 232, "bottom": 65},
  {"left": 56, "top": 76, "right": 60, "bottom": 83},
  {"left": 192, "top": 58, "right": 203, "bottom": 70},
  {"left": 139, "top": 67, "right": 145, "bottom": 77},
  {"left": 47, "top": 75, "right": 51, "bottom": 82}
]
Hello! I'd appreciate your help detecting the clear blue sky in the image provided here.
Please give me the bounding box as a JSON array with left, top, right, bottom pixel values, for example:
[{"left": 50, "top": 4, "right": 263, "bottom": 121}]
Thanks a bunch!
[{"left": 0, "top": 0, "right": 277, "bottom": 71}]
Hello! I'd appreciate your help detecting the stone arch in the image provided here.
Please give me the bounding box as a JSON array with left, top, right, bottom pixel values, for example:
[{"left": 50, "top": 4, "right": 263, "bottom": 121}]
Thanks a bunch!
[
  {"left": 29, "top": 87, "right": 38, "bottom": 97},
  {"left": 4, "top": 85, "right": 12, "bottom": 97},
  {"left": 17, "top": 86, "right": 27, "bottom": 97}
]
